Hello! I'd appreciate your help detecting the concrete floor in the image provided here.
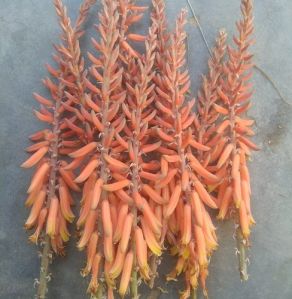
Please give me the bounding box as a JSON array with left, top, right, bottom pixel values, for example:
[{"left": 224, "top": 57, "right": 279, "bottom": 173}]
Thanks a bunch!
[{"left": 0, "top": 0, "right": 292, "bottom": 298}]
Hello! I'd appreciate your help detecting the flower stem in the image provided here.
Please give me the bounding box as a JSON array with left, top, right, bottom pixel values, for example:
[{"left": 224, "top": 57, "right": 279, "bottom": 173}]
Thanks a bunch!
[
  {"left": 130, "top": 268, "right": 138, "bottom": 299},
  {"left": 236, "top": 227, "right": 248, "bottom": 281},
  {"left": 96, "top": 284, "right": 103, "bottom": 299},
  {"left": 149, "top": 255, "right": 158, "bottom": 289},
  {"left": 231, "top": 104, "right": 249, "bottom": 281},
  {"left": 36, "top": 80, "right": 63, "bottom": 297},
  {"left": 191, "top": 288, "right": 197, "bottom": 299},
  {"left": 130, "top": 137, "right": 140, "bottom": 299},
  {"left": 37, "top": 235, "right": 51, "bottom": 298}
]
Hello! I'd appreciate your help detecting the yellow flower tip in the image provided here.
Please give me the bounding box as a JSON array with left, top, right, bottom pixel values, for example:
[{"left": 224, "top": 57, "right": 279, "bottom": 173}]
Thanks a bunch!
[
  {"left": 108, "top": 269, "right": 119, "bottom": 279},
  {"left": 216, "top": 213, "right": 225, "bottom": 220},
  {"left": 249, "top": 215, "right": 256, "bottom": 225},
  {"left": 80, "top": 267, "right": 89, "bottom": 278},
  {"left": 140, "top": 265, "right": 151, "bottom": 281},
  {"left": 105, "top": 274, "right": 115, "bottom": 288},
  {"left": 206, "top": 239, "right": 218, "bottom": 252},
  {"left": 234, "top": 199, "right": 241, "bottom": 209},
  {"left": 180, "top": 246, "right": 190, "bottom": 259},
  {"left": 28, "top": 233, "right": 38, "bottom": 244},
  {"left": 155, "top": 248, "right": 162, "bottom": 256},
  {"left": 209, "top": 243, "right": 219, "bottom": 252},
  {"left": 24, "top": 222, "right": 32, "bottom": 230},
  {"left": 60, "top": 230, "right": 70, "bottom": 242},
  {"left": 170, "top": 246, "right": 179, "bottom": 256},
  {"left": 179, "top": 289, "right": 191, "bottom": 299},
  {"left": 64, "top": 214, "right": 75, "bottom": 223},
  {"left": 76, "top": 243, "right": 84, "bottom": 251},
  {"left": 207, "top": 184, "right": 217, "bottom": 193},
  {"left": 149, "top": 242, "right": 162, "bottom": 256},
  {"left": 87, "top": 280, "right": 98, "bottom": 295},
  {"left": 175, "top": 258, "right": 185, "bottom": 275},
  {"left": 118, "top": 290, "right": 126, "bottom": 298},
  {"left": 46, "top": 223, "right": 55, "bottom": 238},
  {"left": 242, "top": 228, "right": 250, "bottom": 239},
  {"left": 190, "top": 276, "right": 198, "bottom": 289},
  {"left": 25, "top": 192, "right": 37, "bottom": 207}
]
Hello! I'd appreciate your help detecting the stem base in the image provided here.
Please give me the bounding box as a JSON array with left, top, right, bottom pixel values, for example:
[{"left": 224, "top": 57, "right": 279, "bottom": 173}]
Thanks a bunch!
[
  {"left": 236, "top": 228, "right": 249, "bottom": 281},
  {"left": 37, "top": 235, "right": 51, "bottom": 299}
]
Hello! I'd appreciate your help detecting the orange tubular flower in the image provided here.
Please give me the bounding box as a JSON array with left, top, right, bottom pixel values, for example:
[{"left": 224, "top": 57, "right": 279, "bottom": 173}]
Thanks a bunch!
[
  {"left": 151, "top": 4, "right": 218, "bottom": 296},
  {"left": 119, "top": 250, "right": 134, "bottom": 298},
  {"left": 211, "top": 0, "right": 257, "bottom": 281},
  {"left": 22, "top": 1, "right": 95, "bottom": 297},
  {"left": 119, "top": 16, "right": 164, "bottom": 289},
  {"left": 195, "top": 30, "right": 227, "bottom": 164},
  {"left": 73, "top": 0, "right": 153, "bottom": 296},
  {"left": 22, "top": 0, "right": 260, "bottom": 297}
]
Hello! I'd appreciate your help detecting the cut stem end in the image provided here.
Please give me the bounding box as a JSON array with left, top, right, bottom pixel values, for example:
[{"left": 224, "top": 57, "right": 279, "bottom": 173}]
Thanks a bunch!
[
  {"left": 131, "top": 269, "right": 138, "bottom": 299},
  {"left": 37, "top": 235, "right": 51, "bottom": 299},
  {"left": 236, "top": 228, "right": 249, "bottom": 281}
]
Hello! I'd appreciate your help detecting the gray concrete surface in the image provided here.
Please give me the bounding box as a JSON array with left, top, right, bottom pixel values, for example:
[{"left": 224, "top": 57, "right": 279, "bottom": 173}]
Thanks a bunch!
[{"left": 0, "top": 0, "right": 292, "bottom": 298}]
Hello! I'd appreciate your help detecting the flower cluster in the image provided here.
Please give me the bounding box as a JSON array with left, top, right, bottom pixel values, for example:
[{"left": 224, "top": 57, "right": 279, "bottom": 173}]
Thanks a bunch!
[{"left": 22, "top": 0, "right": 257, "bottom": 298}]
